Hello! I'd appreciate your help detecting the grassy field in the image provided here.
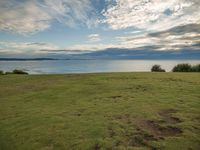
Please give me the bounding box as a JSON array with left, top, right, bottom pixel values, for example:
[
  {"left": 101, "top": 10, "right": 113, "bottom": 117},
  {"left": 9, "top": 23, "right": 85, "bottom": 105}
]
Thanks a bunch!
[{"left": 0, "top": 73, "right": 200, "bottom": 150}]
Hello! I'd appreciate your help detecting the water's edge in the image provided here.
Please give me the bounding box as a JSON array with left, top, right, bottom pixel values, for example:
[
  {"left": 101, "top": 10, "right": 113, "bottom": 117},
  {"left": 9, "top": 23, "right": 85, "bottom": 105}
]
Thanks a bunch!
[{"left": 0, "top": 60, "right": 199, "bottom": 74}]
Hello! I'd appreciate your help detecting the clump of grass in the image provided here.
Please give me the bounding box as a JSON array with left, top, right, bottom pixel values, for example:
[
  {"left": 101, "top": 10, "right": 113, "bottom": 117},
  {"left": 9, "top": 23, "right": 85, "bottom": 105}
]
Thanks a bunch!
[{"left": 151, "top": 65, "right": 166, "bottom": 72}]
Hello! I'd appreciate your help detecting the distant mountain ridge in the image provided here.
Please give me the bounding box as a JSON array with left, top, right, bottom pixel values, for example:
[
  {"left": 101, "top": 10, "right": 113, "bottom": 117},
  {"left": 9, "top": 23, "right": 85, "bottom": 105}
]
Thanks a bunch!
[
  {"left": 0, "top": 58, "right": 60, "bottom": 61},
  {"left": 65, "top": 48, "right": 200, "bottom": 60},
  {"left": 1, "top": 48, "right": 200, "bottom": 60}
]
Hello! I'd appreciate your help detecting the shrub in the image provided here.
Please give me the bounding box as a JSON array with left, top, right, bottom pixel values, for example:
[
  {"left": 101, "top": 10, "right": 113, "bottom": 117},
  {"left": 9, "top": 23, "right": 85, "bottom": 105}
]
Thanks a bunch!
[
  {"left": 151, "top": 65, "right": 166, "bottom": 72},
  {"left": 0, "top": 70, "right": 4, "bottom": 75},
  {"left": 192, "top": 64, "right": 200, "bottom": 72},
  {"left": 172, "top": 64, "right": 192, "bottom": 72},
  {"left": 12, "top": 69, "right": 28, "bottom": 74}
]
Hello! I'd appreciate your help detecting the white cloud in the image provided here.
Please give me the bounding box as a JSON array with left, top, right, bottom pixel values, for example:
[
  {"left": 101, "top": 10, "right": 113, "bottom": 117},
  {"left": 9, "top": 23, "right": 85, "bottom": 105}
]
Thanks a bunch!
[
  {"left": 88, "top": 34, "right": 101, "bottom": 42},
  {"left": 0, "top": 42, "right": 59, "bottom": 54},
  {"left": 1, "top": 28, "right": 199, "bottom": 56},
  {"left": 43, "top": 0, "right": 96, "bottom": 28},
  {"left": 0, "top": 1, "right": 51, "bottom": 34},
  {"left": 116, "top": 31, "right": 200, "bottom": 50},
  {"left": 0, "top": 41, "right": 115, "bottom": 55},
  {"left": 0, "top": 0, "right": 95, "bottom": 34},
  {"left": 103, "top": 0, "right": 200, "bottom": 31}
]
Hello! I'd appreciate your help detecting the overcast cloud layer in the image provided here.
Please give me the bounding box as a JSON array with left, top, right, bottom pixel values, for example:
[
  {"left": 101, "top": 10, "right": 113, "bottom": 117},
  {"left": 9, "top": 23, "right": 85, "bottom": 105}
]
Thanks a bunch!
[{"left": 0, "top": 0, "right": 199, "bottom": 57}]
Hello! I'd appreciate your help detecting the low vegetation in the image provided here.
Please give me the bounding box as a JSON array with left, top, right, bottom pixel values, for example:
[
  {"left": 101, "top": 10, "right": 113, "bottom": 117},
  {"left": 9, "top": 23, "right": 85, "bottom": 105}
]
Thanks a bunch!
[
  {"left": 172, "top": 63, "right": 200, "bottom": 72},
  {"left": 172, "top": 63, "right": 192, "bottom": 72},
  {"left": 12, "top": 69, "right": 28, "bottom": 74},
  {"left": 191, "top": 64, "right": 200, "bottom": 72},
  {"left": 151, "top": 65, "right": 166, "bottom": 72},
  {"left": 0, "top": 73, "right": 199, "bottom": 150},
  {"left": 150, "top": 63, "right": 200, "bottom": 72},
  {"left": 0, "top": 70, "right": 3, "bottom": 75},
  {"left": 0, "top": 69, "right": 28, "bottom": 75}
]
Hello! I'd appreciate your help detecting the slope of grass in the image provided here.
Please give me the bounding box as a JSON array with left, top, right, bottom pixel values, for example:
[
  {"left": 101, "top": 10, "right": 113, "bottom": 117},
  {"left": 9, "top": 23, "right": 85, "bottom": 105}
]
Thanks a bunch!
[{"left": 0, "top": 73, "right": 200, "bottom": 150}]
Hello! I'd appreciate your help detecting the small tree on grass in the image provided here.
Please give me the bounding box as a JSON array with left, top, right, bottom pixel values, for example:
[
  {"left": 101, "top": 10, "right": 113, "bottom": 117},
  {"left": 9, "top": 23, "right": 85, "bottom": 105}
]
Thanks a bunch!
[
  {"left": 151, "top": 65, "right": 166, "bottom": 72},
  {"left": 172, "top": 64, "right": 192, "bottom": 72}
]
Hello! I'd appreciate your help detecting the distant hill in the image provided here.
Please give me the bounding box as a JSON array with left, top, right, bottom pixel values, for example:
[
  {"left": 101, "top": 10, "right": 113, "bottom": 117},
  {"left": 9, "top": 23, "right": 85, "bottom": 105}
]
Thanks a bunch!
[
  {"left": 0, "top": 58, "right": 60, "bottom": 61},
  {"left": 65, "top": 48, "right": 200, "bottom": 60},
  {"left": 1, "top": 48, "right": 200, "bottom": 60}
]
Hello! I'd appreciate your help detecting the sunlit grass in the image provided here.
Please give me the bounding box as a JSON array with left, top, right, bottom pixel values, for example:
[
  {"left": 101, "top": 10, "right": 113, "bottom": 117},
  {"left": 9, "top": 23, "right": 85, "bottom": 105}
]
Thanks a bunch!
[{"left": 0, "top": 73, "right": 200, "bottom": 150}]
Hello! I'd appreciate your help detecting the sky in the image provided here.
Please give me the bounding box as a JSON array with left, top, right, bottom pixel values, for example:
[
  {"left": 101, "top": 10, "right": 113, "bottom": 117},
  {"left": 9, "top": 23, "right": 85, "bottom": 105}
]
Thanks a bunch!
[{"left": 0, "top": 0, "right": 200, "bottom": 58}]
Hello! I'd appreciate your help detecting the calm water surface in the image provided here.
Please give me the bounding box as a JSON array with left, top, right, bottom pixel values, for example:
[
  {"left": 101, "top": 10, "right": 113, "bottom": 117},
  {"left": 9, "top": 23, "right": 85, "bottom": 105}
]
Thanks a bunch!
[{"left": 0, "top": 60, "right": 200, "bottom": 74}]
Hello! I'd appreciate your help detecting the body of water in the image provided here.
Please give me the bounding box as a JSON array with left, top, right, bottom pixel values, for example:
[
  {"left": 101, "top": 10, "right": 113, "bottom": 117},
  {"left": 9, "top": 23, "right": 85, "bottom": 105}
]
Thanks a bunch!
[{"left": 0, "top": 60, "right": 200, "bottom": 74}]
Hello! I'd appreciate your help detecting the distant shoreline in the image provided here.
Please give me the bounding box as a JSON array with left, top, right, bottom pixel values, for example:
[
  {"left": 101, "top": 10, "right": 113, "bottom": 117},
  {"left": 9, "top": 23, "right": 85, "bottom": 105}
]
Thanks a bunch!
[
  {"left": 0, "top": 58, "right": 60, "bottom": 61},
  {"left": 0, "top": 58, "right": 200, "bottom": 61}
]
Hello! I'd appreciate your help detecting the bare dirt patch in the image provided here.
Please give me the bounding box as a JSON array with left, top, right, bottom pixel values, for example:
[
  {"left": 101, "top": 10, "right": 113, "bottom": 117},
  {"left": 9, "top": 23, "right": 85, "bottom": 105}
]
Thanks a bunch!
[
  {"left": 108, "top": 95, "right": 124, "bottom": 102},
  {"left": 126, "top": 129, "right": 160, "bottom": 150},
  {"left": 107, "top": 126, "right": 115, "bottom": 138},
  {"left": 93, "top": 143, "right": 101, "bottom": 150},
  {"left": 108, "top": 111, "right": 183, "bottom": 149},
  {"left": 114, "top": 114, "right": 132, "bottom": 124},
  {"left": 141, "top": 120, "right": 182, "bottom": 137},
  {"left": 108, "top": 95, "right": 122, "bottom": 100},
  {"left": 158, "top": 109, "right": 182, "bottom": 124},
  {"left": 109, "top": 115, "right": 160, "bottom": 149}
]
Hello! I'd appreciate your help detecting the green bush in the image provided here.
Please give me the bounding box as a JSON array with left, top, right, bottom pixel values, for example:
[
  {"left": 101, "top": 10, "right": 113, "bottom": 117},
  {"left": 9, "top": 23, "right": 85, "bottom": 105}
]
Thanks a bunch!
[
  {"left": 172, "top": 64, "right": 192, "bottom": 72},
  {"left": 12, "top": 69, "right": 28, "bottom": 74},
  {"left": 0, "top": 70, "right": 4, "bottom": 75},
  {"left": 151, "top": 65, "right": 166, "bottom": 72},
  {"left": 192, "top": 64, "right": 200, "bottom": 72}
]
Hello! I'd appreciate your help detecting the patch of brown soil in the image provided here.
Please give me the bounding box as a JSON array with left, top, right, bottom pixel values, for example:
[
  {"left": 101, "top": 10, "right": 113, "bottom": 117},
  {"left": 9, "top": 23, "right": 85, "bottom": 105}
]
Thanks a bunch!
[
  {"left": 141, "top": 120, "right": 182, "bottom": 137},
  {"left": 158, "top": 109, "right": 182, "bottom": 124},
  {"left": 109, "top": 112, "right": 183, "bottom": 149},
  {"left": 110, "top": 95, "right": 122, "bottom": 98},
  {"left": 135, "top": 85, "right": 147, "bottom": 91},
  {"left": 93, "top": 143, "right": 101, "bottom": 150},
  {"left": 114, "top": 114, "right": 132, "bottom": 124},
  {"left": 127, "top": 129, "right": 159, "bottom": 150},
  {"left": 108, "top": 126, "right": 115, "bottom": 138}
]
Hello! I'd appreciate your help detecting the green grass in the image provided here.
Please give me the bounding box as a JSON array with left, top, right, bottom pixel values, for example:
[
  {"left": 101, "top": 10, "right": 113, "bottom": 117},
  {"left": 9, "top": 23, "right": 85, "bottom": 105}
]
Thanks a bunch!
[{"left": 0, "top": 73, "right": 200, "bottom": 150}]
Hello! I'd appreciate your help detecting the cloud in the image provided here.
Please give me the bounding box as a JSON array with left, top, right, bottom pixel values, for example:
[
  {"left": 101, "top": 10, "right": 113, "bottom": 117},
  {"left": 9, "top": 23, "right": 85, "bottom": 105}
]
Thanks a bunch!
[
  {"left": 0, "top": 41, "right": 116, "bottom": 55},
  {"left": 0, "top": 42, "right": 59, "bottom": 54},
  {"left": 1, "top": 24, "right": 199, "bottom": 57},
  {"left": 102, "top": 0, "right": 200, "bottom": 31},
  {"left": 0, "top": 0, "right": 51, "bottom": 34},
  {"left": 43, "top": 0, "right": 96, "bottom": 28},
  {"left": 149, "top": 24, "right": 200, "bottom": 36},
  {"left": 0, "top": 0, "right": 96, "bottom": 34},
  {"left": 88, "top": 34, "right": 101, "bottom": 42},
  {"left": 116, "top": 24, "right": 200, "bottom": 50}
]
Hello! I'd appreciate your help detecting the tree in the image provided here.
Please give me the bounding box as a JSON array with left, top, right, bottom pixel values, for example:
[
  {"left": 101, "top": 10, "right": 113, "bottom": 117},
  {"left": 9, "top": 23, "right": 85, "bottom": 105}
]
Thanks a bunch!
[
  {"left": 151, "top": 65, "right": 166, "bottom": 72},
  {"left": 192, "top": 64, "right": 200, "bottom": 72},
  {"left": 172, "top": 64, "right": 192, "bottom": 72},
  {"left": 0, "top": 70, "right": 3, "bottom": 75}
]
